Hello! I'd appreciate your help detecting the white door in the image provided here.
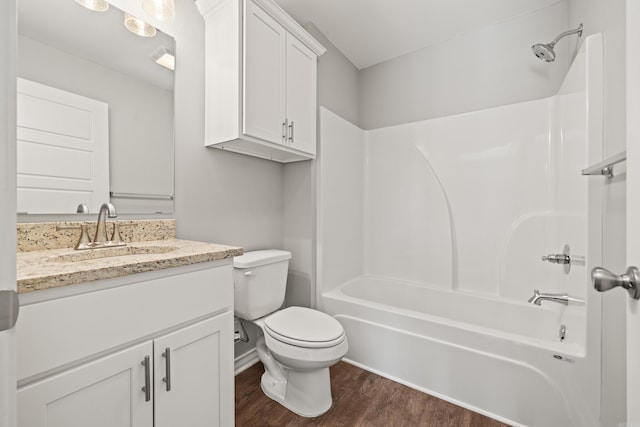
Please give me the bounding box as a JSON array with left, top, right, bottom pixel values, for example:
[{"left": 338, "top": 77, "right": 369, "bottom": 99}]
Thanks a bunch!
[
  {"left": 154, "top": 313, "right": 234, "bottom": 427},
  {"left": 627, "top": 1, "right": 640, "bottom": 423},
  {"left": 17, "top": 342, "right": 153, "bottom": 427},
  {"left": 16, "top": 78, "right": 109, "bottom": 214},
  {"left": 0, "top": 1, "right": 18, "bottom": 426}
]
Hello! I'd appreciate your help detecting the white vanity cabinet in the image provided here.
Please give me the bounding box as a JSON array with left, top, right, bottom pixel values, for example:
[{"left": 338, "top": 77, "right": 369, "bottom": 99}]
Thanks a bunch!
[
  {"left": 18, "top": 341, "right": 154, "bottom": 427},
  {"left": 197, "top": 0, "right": 325, "bottom": 162},
  {"left": 16, "top": 261, "right": 234, "bottom": 427},
  {"left": 154, "top": 315, "right": 230, "bottom": 427}
]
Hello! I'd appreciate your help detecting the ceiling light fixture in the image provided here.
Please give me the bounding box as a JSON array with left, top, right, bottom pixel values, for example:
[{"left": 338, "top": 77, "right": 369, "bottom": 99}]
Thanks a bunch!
[
  {"left": 124, "top": 12, "right": 157, "bottom": 37},
  {"left": 142, "top": 0, "right": 175, "bottom": 22},
  {"left": 151, "top": 46, "right": 175, "bottom": 71},
  {"left": 75, "top": 0, "right": 109, "bottom": 12}
]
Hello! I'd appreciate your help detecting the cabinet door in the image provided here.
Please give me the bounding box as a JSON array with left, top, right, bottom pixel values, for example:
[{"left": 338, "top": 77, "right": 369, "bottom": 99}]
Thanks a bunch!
[
  {"left": 285, "top": 33, "right": 317, "bottom": 156},
  {"left": 17, "top": 341, "right": 153, "bottom": 427},
  {"left": 243, "top": 0, "right": 286, "bottom": 145},
  {"left": 154, "top": 312, "right": 234, "bottom": 427}
]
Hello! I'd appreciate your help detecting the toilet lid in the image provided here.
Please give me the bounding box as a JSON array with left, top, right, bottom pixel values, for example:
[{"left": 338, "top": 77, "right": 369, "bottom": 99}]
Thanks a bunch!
[{"left": 264, "top": 307, "right": 345, "bottom": 348}]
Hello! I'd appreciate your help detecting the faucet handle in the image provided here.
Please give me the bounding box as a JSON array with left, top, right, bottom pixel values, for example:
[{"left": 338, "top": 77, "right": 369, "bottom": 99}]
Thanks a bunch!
[
  {"left": 56, "top": 224, "right": 92, "bottom": 249},
  {"left": 110, "top": 223, "right": 135, "bottom": 245},
  {"left": 76, "top": 224, "right": 92, "bottom": 249},
  {"left": 541, "top": 244, "right": 573, "bottom": 274},
  {"left": 541, "top": 254, "right": 571, "bottom": 264}
]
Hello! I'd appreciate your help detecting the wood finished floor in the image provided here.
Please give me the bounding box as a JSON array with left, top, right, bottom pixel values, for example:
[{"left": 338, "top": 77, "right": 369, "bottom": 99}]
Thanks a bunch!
[{"left": 235, "top": 361, "right": 509, "bottom": 427}]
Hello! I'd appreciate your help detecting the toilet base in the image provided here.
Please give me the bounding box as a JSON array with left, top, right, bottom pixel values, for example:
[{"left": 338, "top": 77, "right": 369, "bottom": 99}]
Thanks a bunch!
[
  {"left": 255, "top": 335, "right": 333, "bottom": 417},
  {"left": 260, "top": 367, "right": 332, "bottom": 417}
]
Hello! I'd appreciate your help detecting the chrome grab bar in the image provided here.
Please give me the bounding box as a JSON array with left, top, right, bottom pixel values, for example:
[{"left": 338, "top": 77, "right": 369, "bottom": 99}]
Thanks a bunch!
[{"left": 110, "top": 192, "right": 174, "bottom": 201}]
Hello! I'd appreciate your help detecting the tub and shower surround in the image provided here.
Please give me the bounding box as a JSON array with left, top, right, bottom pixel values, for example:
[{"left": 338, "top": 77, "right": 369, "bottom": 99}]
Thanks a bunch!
[{"left": 318, "top": 35, "right": 603, "bottom": 427}]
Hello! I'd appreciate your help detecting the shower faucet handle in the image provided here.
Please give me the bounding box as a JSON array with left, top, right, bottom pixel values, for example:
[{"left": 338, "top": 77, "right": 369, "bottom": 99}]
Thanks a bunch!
[
  {"left": 541, "top": 244, "right": 573, "bottom": 274},
  {"left": 541, "top": 254, "right": 571, "bottom": 265}
]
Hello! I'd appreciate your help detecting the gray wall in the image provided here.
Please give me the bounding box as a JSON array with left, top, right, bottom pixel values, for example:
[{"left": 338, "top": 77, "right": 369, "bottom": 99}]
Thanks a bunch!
[
  {"left": 358, "top": 2, "right": 570, "bottom": 129},
  {"left": 173, "top": 0, "right": 283, "bottom": 250},
  {"left": 173, "top": 0, "right": 285, "bottom": 360},
  {"left": 282, "top": 23, "right": 361, "bottom": 311},
  {"left": 307, "top": 23, "right": 360, "bottom": 128},
  {"left": 567, "top": 1, "right": 627, "bottom": 425}
]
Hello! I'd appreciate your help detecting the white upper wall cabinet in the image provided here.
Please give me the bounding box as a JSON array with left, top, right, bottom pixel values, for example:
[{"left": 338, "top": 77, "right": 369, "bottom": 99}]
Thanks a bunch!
[
  {"left": 196, "top": 0, "right": 325, "bottom": 163},
  {"left": 285, "top": 34, "right": 317, "bottom": 155},
  {"left": 243, "top": 1, "right": 287, "bottom": 145}
]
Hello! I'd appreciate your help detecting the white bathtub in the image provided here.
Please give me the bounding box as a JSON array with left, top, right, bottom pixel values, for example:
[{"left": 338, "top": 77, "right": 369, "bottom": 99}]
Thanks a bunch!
[{"left": 322, "top": 276, "right": 596, "bottom": 427}]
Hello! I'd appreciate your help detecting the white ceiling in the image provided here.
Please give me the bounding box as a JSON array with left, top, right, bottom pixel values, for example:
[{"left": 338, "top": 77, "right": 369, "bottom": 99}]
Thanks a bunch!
[{"left": 274, "top": 0, "right": 562, "bottom": 69}]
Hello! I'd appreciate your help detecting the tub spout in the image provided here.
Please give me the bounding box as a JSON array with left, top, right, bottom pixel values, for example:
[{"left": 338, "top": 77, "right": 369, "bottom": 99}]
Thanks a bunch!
[{"left": 528, "top": 289, "right": 573, "bottom": 306}]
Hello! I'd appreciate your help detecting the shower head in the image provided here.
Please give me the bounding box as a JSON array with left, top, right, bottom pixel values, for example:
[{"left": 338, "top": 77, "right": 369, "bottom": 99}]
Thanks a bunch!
[
  {"left": 532, "top": 43, "right": 556, "bottom": 62},
  {"left": 531, "top": 23, "right": 583, "bottom": 62}
]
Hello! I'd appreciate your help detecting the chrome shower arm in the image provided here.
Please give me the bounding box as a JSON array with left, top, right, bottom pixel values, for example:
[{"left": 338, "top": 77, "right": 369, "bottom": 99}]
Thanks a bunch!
[{"left": 549, "top": 24, "right": 583, "bottom": 47}]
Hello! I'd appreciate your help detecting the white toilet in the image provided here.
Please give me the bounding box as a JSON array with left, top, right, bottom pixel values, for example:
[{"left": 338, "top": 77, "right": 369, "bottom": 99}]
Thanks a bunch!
[{"left": 233, "top": 250, "right": 348, "bottom": 417}]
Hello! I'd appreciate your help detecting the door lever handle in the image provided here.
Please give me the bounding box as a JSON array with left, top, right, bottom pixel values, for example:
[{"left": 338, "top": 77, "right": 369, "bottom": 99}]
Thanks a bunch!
[
  {"left": 591, "top": 266, "right": 640, "bottom": 299},
  {"left": 0, "top": 290, "right": 19, "bottom": 332}
]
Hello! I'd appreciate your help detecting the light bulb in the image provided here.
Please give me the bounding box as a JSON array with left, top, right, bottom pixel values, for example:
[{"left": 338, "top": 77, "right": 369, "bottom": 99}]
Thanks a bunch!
[
  {"left": 75, "top": 0, "right": 109, "bottom": 12},
  {"left": 142, "top": 0, "right": 175, "bottom": 22},
  {"left": 124, "top": 12, "right": 157, "bottom": 37}
]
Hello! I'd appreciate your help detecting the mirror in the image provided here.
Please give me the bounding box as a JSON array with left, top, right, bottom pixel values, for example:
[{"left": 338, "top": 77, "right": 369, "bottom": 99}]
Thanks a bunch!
[{"left": 17, "top": 0, "right": 175, "bottom": 214}]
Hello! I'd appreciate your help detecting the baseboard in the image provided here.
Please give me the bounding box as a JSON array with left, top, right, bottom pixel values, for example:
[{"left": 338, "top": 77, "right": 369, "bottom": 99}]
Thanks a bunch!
[{"left": 234, "top": 348, "right": 260, "bottom": 375}]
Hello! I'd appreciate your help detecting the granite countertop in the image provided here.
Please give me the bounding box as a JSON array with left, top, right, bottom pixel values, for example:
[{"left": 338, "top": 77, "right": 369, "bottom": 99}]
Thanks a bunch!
[{"left": 17, "top": 239, "right": 243, "bottom": 294}]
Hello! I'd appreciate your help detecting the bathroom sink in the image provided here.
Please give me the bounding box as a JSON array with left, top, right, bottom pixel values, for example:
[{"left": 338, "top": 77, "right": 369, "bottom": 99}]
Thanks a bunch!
[{"left": 51, "top": 245, "right": 178, "bottom": 263}]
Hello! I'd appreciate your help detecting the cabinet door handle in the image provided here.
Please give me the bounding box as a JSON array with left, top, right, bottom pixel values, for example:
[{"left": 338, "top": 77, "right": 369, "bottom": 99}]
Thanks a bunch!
[
  {"left": 141, "top": 356, "right": 151, "bottom": 402},
  {"left": 162, "top": 347, "right": 172, "bottom": 392},
  {"left": 288, "top": 121, "right": 294, "bottom": 143},
  {"left": 282, "top": 119, "right": 289, "bottom": 143}
]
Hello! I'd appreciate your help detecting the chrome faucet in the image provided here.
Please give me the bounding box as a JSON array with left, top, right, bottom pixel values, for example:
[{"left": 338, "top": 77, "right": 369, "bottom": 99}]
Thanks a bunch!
[
  {"left": 57, "top": 202, "right": 128, "bottom": 250},
  {"left": 93, "top": 202, "right": 120, "bottom": 247},
  {"left": 528, "top": 289, "right": 583, "bottom": 306}
]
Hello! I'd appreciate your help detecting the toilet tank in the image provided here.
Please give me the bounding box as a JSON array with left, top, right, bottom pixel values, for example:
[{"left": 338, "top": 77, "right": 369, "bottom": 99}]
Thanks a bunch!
[{"left": 233, "top": 250, "right": 292, "bottom": 320}]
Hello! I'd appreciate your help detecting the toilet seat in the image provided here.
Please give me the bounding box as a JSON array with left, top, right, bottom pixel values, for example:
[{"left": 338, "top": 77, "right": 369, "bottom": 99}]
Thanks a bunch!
[{"left": 264, "top": 307, "right": 346, "bottom": 349}]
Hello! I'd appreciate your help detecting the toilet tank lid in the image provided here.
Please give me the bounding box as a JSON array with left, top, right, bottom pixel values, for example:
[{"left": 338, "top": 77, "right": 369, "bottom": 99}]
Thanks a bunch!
[{"left": 233, "top": 249, "right": 291, "bottom": 268}]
